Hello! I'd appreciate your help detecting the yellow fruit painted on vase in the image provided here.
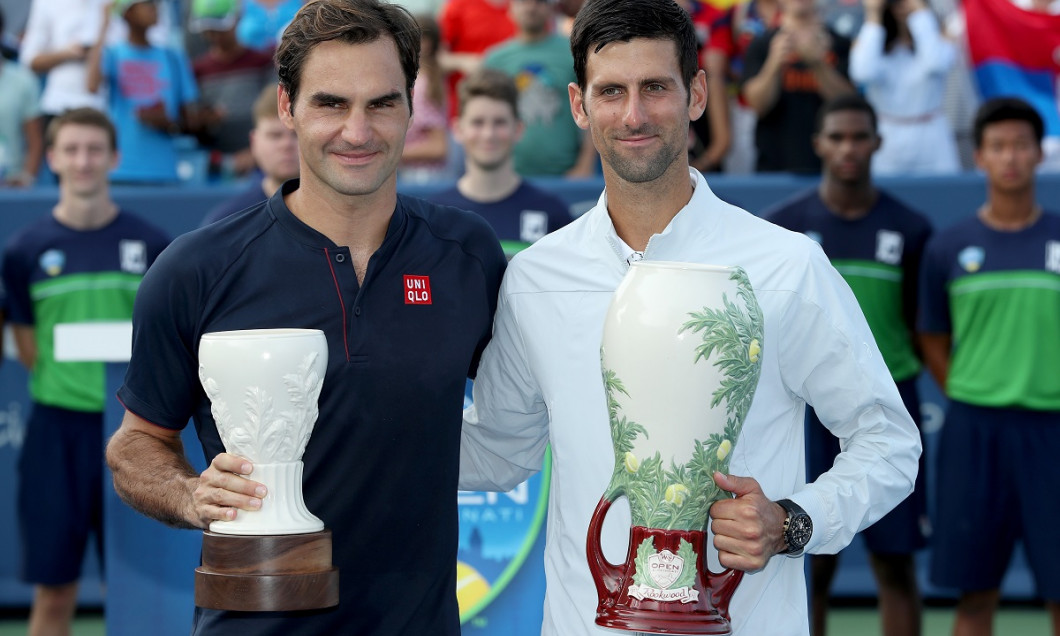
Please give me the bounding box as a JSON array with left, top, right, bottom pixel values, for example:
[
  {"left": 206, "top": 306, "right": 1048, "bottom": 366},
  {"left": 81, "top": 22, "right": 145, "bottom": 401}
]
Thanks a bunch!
[
  {"left": 717, "top": 439, "right": 732, "bottom": 461},
  {"left": 664, "top": 484, "right": 690, "bottom": 506},
  {"left": 748, "top": 339, "right": 761, "bottom": 363},
  {"left": 456, "top": 560, "right": 490, "bottom": 616},
  {"left": 624, "top": 451, "right": 640, "bottom": 473}
]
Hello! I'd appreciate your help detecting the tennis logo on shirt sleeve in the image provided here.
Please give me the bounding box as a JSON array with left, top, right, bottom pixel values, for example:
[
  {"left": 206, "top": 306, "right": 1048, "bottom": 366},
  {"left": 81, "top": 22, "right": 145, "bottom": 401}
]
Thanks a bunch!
[
  {"left": 404, "top": 275, "right": 432, "bottom": 305},
  {"left": 1046, "top": 241, "right": 1060, "bottom": 274}
]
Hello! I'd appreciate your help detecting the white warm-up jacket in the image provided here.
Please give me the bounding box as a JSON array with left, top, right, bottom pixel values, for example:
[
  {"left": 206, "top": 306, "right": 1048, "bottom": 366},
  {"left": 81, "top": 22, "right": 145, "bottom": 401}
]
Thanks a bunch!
[{"left": 460, "top": 169, "right": 922, "bottom": 636}]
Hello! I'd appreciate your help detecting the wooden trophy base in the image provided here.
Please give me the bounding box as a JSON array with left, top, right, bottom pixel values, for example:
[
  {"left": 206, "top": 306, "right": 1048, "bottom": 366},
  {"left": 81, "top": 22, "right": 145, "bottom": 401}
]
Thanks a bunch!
[{"left": 195, "top": 529, "right": 339, "bottom": 612}]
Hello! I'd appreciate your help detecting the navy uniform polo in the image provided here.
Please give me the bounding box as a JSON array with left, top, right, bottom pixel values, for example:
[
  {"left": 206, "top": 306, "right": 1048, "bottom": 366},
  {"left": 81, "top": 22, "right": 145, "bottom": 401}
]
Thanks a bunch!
[{"left": 118, "top": 180, "right": 506, "bottom": 636}]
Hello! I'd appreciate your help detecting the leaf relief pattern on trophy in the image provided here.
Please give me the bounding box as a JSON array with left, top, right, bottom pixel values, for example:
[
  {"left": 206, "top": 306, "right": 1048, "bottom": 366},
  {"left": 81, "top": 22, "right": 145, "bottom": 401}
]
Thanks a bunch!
[
  {"left": 281, "top": 351, "right": 324, "bottom": 457},
  {"left": 199, "top": 366, "right": 236, "bottom": 451}
]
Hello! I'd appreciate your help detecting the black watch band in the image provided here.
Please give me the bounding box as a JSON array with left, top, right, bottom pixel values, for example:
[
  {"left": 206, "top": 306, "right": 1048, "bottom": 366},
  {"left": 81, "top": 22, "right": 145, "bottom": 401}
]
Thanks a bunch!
[{"left": 777, "top": 498, "right": 813, "bottom": 557}]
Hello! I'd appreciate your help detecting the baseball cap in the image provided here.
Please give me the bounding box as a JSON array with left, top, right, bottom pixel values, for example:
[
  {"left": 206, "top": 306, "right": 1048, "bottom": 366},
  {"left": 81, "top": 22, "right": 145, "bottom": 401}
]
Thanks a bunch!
[{"left": 190, "top": 0, "right": 241, "bottom": 33}]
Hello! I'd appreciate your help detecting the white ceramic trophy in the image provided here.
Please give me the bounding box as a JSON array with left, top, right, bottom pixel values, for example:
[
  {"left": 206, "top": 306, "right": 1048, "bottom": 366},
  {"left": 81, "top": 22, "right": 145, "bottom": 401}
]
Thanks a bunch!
[
  {"left": 588, "top": 262, "right": 764, "bottom": 634},
  {"left": 194, "top": 328, "right": 338, "bottom": 611}
]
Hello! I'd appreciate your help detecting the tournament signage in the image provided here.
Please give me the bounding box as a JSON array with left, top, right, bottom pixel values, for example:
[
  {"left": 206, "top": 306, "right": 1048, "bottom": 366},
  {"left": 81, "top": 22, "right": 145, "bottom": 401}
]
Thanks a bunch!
[{"left": 457, "top": 384, "right": 550, "bottom": 632}]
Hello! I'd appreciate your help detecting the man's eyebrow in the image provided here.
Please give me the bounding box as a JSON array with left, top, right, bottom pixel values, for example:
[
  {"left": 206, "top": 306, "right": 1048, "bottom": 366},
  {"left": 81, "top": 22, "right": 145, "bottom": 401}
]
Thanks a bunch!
[
  {"left": 369, "top": 90, "right": 404, "bottom": 106},
  {"left": 309, "top": 91, "right": 348, "bottom": 106}
]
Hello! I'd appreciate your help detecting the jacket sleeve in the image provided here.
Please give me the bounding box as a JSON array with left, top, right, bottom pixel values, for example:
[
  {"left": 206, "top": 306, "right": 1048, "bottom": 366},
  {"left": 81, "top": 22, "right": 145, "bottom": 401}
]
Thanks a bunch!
[
  {"left": 778, "top": 245, "right": 922, "bottom": 554},
  {"left": 459, "top": 287, "right": 550, "bottom": 492}
]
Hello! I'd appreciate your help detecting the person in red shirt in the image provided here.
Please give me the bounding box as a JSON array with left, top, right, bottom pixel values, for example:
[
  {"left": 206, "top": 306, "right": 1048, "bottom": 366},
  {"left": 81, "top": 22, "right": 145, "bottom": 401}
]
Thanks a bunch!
[{"left": 437, "top": 0, "right": 515, "bottom": 119}]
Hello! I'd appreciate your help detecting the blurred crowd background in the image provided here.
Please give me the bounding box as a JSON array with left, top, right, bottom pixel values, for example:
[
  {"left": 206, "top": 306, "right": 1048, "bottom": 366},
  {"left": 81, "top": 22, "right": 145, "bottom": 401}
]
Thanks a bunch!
[{"left": 0, "top": 0, "right": 1057, "bottom": 192}]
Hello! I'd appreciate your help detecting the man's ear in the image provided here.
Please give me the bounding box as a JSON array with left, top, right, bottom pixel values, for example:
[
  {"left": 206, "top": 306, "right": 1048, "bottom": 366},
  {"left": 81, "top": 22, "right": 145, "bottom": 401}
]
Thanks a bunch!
[
  {"left": 278, "top": 84, "right": 295, "bottom": 129},
  {"left": 569, "top": 82, "right": 590, "bottom": 131}
]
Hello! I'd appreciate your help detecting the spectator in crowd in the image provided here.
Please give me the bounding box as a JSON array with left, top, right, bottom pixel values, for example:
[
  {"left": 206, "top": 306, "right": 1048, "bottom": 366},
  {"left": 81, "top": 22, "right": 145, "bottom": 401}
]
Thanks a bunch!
[
  {"left": 712, "top": 0, "right": 781, "bottom": 174},
  {"left": 0, "top": 8, "right": 18, "bottom": 61},
  {"left": 428, "top": 68, "right": 569, "bottom": 257},
  {"left": 398, "top": 13, "right": 451, "bottom": 183},
  {"left": 458, "top": 2, "right": 921, "bottom": 635},
  {"left": 190, "top": 0, "right": 277, "bottom": 180},
  {"left": 20, "top": 0, "right": 107, "bottom": 120},
  {"left": 20, "top": 0, "right": 177, "bottom": 125},
  {"left": 677, "top": 0, "right": 733, "bottom": 174},
  {"left": 200, "top": 83, "right": 298, "bottom": 225},
  {"left": 0, "top": 22, "right": 44, "bottom": 188},
  {"left": 850, "top": 0, "right": 959, "bottom": 175},
  {"left": 438, "top": 0, "right": 516, "bottom": 119},
  {"left": 764, "top": 95, "right": 931, "bottom": 636},
  {"left": 742, "top": 0, "right": 855, "bottom": 174},
  {"left": 483, "top": 0, "right": 597, "bottom": 177},
  {"left": 0, "top": 107, "right": 170, "bottom": 636},
  {"left": 103, "top": 1, "right": 506, "bottom": 634},
  {"left": 237, "top": 0, "right": 303, "bottom": 53},
  {"left": 86, "top": 0, "right": 203, "bottom": 184},
  {"left": 920, "top": 97, "right": 1060, "bottom": 636}
]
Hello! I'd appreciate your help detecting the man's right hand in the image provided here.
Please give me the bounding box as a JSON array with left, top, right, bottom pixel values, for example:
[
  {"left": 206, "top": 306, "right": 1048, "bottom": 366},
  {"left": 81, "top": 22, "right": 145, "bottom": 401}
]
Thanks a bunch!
[{"left": 192, "top": 453, "right": 267, "bottom": 527}]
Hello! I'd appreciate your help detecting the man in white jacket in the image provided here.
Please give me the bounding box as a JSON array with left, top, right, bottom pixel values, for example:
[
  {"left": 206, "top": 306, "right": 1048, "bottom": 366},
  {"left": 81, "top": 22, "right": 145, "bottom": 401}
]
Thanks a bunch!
[{"left": 459, "top": 0, "right": 922, "bottom": 634}]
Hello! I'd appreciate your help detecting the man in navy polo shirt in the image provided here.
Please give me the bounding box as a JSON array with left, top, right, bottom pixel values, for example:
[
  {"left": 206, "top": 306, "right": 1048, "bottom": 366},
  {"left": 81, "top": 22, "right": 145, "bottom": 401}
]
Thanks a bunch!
[{"left": 104, "top": 1, "right": 506, "bottom": 635}]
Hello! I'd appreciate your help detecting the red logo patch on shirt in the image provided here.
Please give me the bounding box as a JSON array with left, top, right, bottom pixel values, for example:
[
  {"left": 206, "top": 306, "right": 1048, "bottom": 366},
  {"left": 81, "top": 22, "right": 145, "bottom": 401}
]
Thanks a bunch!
[{"left": 404, "top": 275, "right": 432, "bottom": 305}]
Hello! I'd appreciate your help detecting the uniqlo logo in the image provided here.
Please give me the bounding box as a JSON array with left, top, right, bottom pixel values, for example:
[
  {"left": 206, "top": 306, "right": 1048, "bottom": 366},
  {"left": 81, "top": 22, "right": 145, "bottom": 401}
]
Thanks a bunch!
[{"left": 404, "top": 275, "right": 432, "bottom": 305}]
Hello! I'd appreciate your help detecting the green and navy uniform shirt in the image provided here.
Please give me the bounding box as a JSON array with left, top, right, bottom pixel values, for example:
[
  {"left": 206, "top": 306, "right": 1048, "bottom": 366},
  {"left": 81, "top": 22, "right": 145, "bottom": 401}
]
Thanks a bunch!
[
  {"left": 1, "top": 212, "right": 170, "bottom": 412},
  {"left": 919, "top": 212, "right": 1060, "bottom": 411},
  {"left": 765, "top": 189, "right": 932, "bottom": 382}
]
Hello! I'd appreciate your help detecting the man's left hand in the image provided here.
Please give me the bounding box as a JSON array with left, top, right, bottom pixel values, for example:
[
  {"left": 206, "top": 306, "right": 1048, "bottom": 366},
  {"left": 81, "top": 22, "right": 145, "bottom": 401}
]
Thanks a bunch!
[{"left": 709, "top": 472, "right": 789, "bottom": 572}]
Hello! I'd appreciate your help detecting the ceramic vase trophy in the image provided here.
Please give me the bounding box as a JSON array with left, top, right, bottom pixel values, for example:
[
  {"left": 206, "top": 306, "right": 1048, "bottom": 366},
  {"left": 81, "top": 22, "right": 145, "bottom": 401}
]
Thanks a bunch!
[
  {"left": 588, "top": 262, "right": 765, "bottom": 635},
  {"left": 195, "top": 328, "right": 338, "bottom": 611}
]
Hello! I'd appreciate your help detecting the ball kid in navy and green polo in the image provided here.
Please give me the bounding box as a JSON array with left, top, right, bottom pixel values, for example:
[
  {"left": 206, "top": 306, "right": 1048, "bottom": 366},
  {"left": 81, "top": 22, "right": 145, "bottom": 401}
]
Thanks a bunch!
[
  {"left": 765, "top": 95, "right": 931, "bottom": 636},
  {"left": 919, "top": 97, "right": 1060, "bottom": 633},
  {"left": 0, "top": 108, "right": 169, "bottom": 636}
]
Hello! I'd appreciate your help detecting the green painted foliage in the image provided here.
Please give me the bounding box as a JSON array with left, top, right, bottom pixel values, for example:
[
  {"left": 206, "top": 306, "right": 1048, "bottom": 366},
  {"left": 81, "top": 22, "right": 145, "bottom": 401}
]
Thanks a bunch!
[{"left": 601, "top": 268, "right": 764, "bottom": 530}]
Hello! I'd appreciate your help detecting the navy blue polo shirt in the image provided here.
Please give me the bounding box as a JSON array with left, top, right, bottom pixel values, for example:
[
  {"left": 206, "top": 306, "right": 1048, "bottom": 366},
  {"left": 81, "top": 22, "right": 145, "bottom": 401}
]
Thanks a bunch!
[
  {"left": 428, "top": 180, "right": 571, "bottom": 257},
  {"left": 118, "top": 180, "right": 506, "bottom": 636}
]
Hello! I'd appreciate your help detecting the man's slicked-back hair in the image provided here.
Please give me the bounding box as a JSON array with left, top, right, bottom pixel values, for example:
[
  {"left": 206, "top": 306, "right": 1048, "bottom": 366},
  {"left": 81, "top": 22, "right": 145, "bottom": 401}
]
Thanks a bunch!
[
  {"left": 569, "top": 0, "right": 699, "bottom": 93},
  {"left": 275, "top": 0, "right": 421, "bottom": 115}
]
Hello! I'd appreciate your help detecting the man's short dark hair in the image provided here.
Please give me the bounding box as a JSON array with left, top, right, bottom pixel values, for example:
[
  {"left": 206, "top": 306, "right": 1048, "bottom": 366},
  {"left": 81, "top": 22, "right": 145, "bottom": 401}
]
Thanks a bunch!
[
  {"left": 815, "top": 94, "right": 878, "bottom": 135},
  {"left": 458, "top": 68, "right": 521, "bottom": 120},
  {"left": 46, "top": 108, "right": 119, "bottom": 151},
  {"left": 973, "top": 97, "right": 1045, "bottom": 148},
  {"left": 275, "top": 0, "right": 420, "bottom": 115},
  {"left": 569, "top": 0, "right": 698, "bottom": 95}
]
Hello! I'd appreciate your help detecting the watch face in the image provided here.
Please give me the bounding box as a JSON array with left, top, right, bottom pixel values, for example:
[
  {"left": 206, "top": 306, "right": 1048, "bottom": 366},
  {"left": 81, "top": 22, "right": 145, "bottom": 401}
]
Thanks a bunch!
[{"left": 788, "top": 515, "right": 813, "bottom": 549}]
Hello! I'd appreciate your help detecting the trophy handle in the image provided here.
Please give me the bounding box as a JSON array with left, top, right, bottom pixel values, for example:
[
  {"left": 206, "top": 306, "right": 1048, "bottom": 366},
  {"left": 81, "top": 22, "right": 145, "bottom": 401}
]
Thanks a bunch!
[
  {"left": 706, "top": 566, "right": 743, "bottom": 621},
  {"left": 587, "top": 494, "right": 624, "bottom": 599}
]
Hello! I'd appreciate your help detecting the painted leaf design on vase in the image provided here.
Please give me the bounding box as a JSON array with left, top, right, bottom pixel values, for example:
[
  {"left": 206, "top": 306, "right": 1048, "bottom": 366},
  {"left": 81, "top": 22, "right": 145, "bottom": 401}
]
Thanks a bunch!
[
  {"left": 632, "top": 536, "right": 657, "bottom": 588},
  {"left": 601, "top": 267, "right": 764, "bottom": 531}
]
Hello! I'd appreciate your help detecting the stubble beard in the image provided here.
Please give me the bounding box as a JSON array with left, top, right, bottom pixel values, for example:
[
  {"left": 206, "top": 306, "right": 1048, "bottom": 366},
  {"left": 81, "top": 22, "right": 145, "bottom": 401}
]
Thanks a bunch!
[{"left": 603, "top": 140, "right": 684, "bottom": 184}]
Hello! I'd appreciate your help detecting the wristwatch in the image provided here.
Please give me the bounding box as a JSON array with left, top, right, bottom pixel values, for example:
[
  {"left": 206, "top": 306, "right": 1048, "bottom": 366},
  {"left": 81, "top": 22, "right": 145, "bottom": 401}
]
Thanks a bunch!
[{"left": 776, "top": 498, "right": 812, "bottom": 557}]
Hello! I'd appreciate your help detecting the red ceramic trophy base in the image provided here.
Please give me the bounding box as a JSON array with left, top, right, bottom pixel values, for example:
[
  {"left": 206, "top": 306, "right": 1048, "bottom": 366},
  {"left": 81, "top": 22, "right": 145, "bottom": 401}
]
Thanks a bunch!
[
  {"left": 589, "top": 498, "right": 743, "bottom": 635},
  {"left": 195, "top": 529, "right": 339, "bottom": 612}
]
